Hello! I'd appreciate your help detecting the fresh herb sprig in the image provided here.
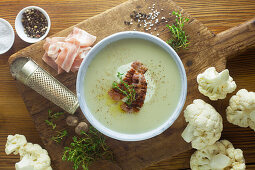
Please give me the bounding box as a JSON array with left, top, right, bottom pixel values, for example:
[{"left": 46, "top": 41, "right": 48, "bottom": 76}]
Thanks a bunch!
[
  {"left": 45, "top": 110, "right": 64, "bottom": 129},
  {"left": 112, "top": 72, "right": 136, "bottom": 106},
  {"left": 51, "top": 130, "right": 68, "bottom": 143},
  {"left": 62, "top": 126, "right": 113, "bottom": 170},
  {"left": 45, "top": 119, "right": 56, "bottom": 129},
  {"left": 166, "top": 11, "right": 189, "bottom": 50},
  {"left": 48, "top": 110, "right": 64, "bottom": 119}
]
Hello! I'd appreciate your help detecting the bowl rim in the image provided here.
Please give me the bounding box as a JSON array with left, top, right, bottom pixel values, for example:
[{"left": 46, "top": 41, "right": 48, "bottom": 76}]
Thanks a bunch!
[
  {"left": 0, "top": 18, "right": 15, "bottom": 54},
  {"left": 76, "top": 31, "right": 187, "bottom": 141},
  {"left": 15, "top": 6, "right": 51, "bottom": 43}
]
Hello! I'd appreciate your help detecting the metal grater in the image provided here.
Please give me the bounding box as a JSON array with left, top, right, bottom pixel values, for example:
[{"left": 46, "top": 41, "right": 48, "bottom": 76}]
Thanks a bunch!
[{"left": 10, "top": 57, "right": 79, "bottom": 114}]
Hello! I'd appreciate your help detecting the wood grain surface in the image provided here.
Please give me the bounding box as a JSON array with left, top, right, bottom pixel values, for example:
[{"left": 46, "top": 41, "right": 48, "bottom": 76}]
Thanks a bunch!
[{"left": 0, "top": 0, "right": 255, "bottom": 169}]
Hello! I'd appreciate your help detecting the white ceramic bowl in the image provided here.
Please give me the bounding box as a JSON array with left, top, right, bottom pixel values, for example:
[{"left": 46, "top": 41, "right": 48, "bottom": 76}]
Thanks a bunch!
[
  {"left": 77, "top": 31, "right": 187, "bottom": 141},
  {"left": 0, "top": 18, "right": 15, "bottom": 54},
  {"left": 15, "top": 6, "right": 51, "bottom": 43}
]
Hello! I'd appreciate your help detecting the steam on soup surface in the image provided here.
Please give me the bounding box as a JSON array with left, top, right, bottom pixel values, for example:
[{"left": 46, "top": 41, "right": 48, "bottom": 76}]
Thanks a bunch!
[{"left": 84, "top": 38, "right": 181, "bottom": 134}]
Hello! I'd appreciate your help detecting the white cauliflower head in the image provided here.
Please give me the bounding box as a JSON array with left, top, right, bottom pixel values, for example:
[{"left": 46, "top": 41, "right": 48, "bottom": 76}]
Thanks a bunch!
[
  {"left": 5, "top": 134, "right": 52, "bottom": 170},
  {"left": 190, "top": 140, "right": 246, "bottom": 170},
  {"left": 181, "top": 99, "right": 223, "bottom": 150},
  {"left": 197, "top": 67, "right": 236, "bottom": 101},
  {"left": 226, "top": 89, "right": 255, "bottom": 131},
  {"left": 5, "top": 134, "right": 27, "bottom": 155}
]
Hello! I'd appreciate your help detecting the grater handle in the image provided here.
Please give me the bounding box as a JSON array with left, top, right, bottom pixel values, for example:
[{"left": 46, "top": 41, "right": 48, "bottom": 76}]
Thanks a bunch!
[{"left": 11, "top": 57, "right": 79, "bottom": 114}]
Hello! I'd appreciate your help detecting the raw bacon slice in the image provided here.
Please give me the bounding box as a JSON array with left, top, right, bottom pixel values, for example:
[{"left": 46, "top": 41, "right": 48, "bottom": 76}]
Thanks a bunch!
[
  {"left": 42, "top": 53, "right": 64, "bottom": 74},
  {"left": 65, "top": 27, "right": 96, "bottom": 47},
  {"left": 70, "top": 47, "right": 91, "bottom": 72},
  {"left": 55, "top": 40, "right": 80, "bottom": 73},
  {"left": 48, "top": 41, "right": 65, "bottom": 60},
  {"left": 42, "top": 53, "right": 58, "bottom": 71},
  {"left": 43, "top": 37, "right": 65, "bottom": 52},
  {"left": 42, "top": 27, "right": 96, "bottom": 74}
]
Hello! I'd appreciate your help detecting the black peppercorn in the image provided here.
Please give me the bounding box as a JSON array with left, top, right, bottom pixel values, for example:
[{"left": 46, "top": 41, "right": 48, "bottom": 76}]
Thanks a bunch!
[{"left": 22, "top": 8, "right": 48, "bottom": 38}]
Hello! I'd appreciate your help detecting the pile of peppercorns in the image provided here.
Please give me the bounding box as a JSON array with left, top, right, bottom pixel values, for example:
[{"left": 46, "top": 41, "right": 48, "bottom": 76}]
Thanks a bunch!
[{"left": 22, "top": 8, "right": 48, "bottom": 38}]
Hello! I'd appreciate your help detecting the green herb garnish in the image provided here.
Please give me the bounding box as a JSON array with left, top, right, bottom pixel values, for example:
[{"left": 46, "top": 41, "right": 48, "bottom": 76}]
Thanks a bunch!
[
  {"left": 112, "top": 72, "right": 136, "bottom": 106},
  {"left": 51, "top": 130, "right": 68, "bottom": 143},
  {"left": 45, "top": 119, "right": 56, "bottom": 129},
  {"left": 62, "top": 126, "right": 113, "bottom": 170},
  {"left": 166, "top": 11, "right": 189, "bottom": 50},
  {"left": 45, "top": 110, "right": 64, "bottom": 129},
  {"left": 48, "top": 110, "right": 64, "bottom": 119}
]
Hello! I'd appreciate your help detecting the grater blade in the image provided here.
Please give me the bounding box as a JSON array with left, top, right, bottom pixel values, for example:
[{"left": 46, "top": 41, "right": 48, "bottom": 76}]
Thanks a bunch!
[{"left": 10, "top": 57, "right": 79, "bottom": 114}]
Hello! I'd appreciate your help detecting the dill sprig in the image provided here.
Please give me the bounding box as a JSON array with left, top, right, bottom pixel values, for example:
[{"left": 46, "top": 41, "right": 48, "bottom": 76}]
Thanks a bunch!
[
  {"left": 166, "top": 11, "right": 189, "bottom": 50},
  {"left": 45, "top": 119, "right": 56, "bottom": 129},
  {"left": 51, "top": 130, "right": 68, "bottom": 143},
  {"left": 112, "top": 72, "right": 136, "bottom": 106},
  {"left": 62, "top": 126, "right": 113, "bottom": 170}
]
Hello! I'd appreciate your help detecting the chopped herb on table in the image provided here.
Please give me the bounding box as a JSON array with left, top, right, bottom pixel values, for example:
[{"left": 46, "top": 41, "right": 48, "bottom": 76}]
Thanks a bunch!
[
  {"left": 45, "top": 110, "right": 64, "bottom": 129},
  {"left": 112, "top": 72, "right": 136, "bottom": 106},
  {"left": 51, "top": 130, "right": 68, "bottom": 143},
  {"left": 62, "top": 126, "right": 113, "bottom": 170},
  {"left": 166, "top": 11, "right": 189, "bottom": 50},
  {"left": 45, "top": 119, "right": 56, "bottom": 130},
  {"left": 48, "top": 110, "right": 64, "bottom": 119}
]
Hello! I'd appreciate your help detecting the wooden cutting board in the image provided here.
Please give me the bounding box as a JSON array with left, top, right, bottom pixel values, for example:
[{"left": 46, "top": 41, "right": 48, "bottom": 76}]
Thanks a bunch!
[{"left": 8, "top": 0, "right": 255, "bottom": 169}]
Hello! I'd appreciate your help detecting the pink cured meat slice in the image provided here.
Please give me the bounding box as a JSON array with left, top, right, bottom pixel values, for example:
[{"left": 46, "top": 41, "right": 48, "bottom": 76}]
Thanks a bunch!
[
  {"left": 43, "top": 37, "right": 65, "bottom": 52},
  {"left": 42, "top": 27, "right": 96, "bottom": 74},
  {"left": 65, "top": 27, "right": 96, "bottom": 47},
  {"left": 70, "top": 47, "right": 91, "bottom": 72},
  {"left": 42, "top": 53, "right": 58, "bottom": 71},
  {"left": 47, "top": 42, "right": 65, "bottom": 60},
  {"left": 43, "top": 38, "right": 51, "bottom": 52},
  {"left": 55, "top": 40, "right": 80, "bottom": 72}
]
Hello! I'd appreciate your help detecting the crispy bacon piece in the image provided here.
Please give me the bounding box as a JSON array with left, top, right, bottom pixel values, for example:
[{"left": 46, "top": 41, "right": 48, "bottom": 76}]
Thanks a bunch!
[
  {"left": 108, "top": 89, "right": 125, "bottom": 101},
  {"left": 108, "top": 61, "right": 148, "bottom": 113},
  {"left": 131, "top": 61, "right": 148, "bottom": 74}
]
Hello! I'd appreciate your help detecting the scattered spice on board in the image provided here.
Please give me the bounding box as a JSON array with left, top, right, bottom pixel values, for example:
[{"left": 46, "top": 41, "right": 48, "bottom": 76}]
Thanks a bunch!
[
  {"left": 22, "top": 8, "right": 48, "bottom": 38},
  {"left": 124, "top": 4, "right": 170, "bottom": 36}
]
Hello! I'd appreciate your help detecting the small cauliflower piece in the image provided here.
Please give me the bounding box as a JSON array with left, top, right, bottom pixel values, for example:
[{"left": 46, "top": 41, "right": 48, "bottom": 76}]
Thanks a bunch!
[
  {"left": 197, "top": 67, "right": 236, "bottom": 100},
  {"left": 226, "top": 89, "right": 255, "bottom": 131},
  {"left": 181, "top": 99, "right": 223, "bottom": 150},
  {"left": 5, "top": 134, "right": 27, "bottom": 155},
  {"left": 15, "top": 154, "right": 34, "bottom": 170},
  {"left": 190, "top": 140, "right": 246, "bottom": 170},
  {"left": 5, "top": 134, "right": 52, "bottom": 170},
  {"left": 17, "top": 143, "right": 52, "bottom": 170}
]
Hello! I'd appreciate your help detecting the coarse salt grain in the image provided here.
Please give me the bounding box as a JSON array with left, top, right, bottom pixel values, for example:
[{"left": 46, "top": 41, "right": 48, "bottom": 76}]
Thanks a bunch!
[{"left": 0, "top": 20, "right": 13, "bottom": 53}]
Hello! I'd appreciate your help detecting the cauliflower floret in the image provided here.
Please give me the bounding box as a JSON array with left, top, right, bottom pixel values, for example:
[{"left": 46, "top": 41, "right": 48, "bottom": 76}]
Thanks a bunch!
[
  {"left": 226, "top": 89, "right": 255, "bottom": 131},
  {"left": 181, "top": 99, "right": 223, "bottom": 150},
  {"left": 17, "top": 143, "right": 52, "bottom": 170},
  {"left": 197, "top": 67, "right": 236, "bottom": 101},
  {"left": 5, "top": 134, "right": 27, "bottom": 155},
  {"left": 190, "top": 140, "right": 246, "bottom": 170},
  {"left": 5, "top": 134, "right": 52, "bottom": 170}
]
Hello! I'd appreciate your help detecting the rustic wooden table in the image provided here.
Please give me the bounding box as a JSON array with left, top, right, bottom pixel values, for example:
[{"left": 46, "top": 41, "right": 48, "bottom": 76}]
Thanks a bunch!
[{"left": 0, "top": 0, "right": 254, "bottom": 169}]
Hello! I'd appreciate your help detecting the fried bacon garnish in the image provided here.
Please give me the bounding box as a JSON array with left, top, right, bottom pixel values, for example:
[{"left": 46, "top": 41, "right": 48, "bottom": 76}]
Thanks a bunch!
[{"left": 108, "top": 61, "right": 148, "bottom": 113}]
